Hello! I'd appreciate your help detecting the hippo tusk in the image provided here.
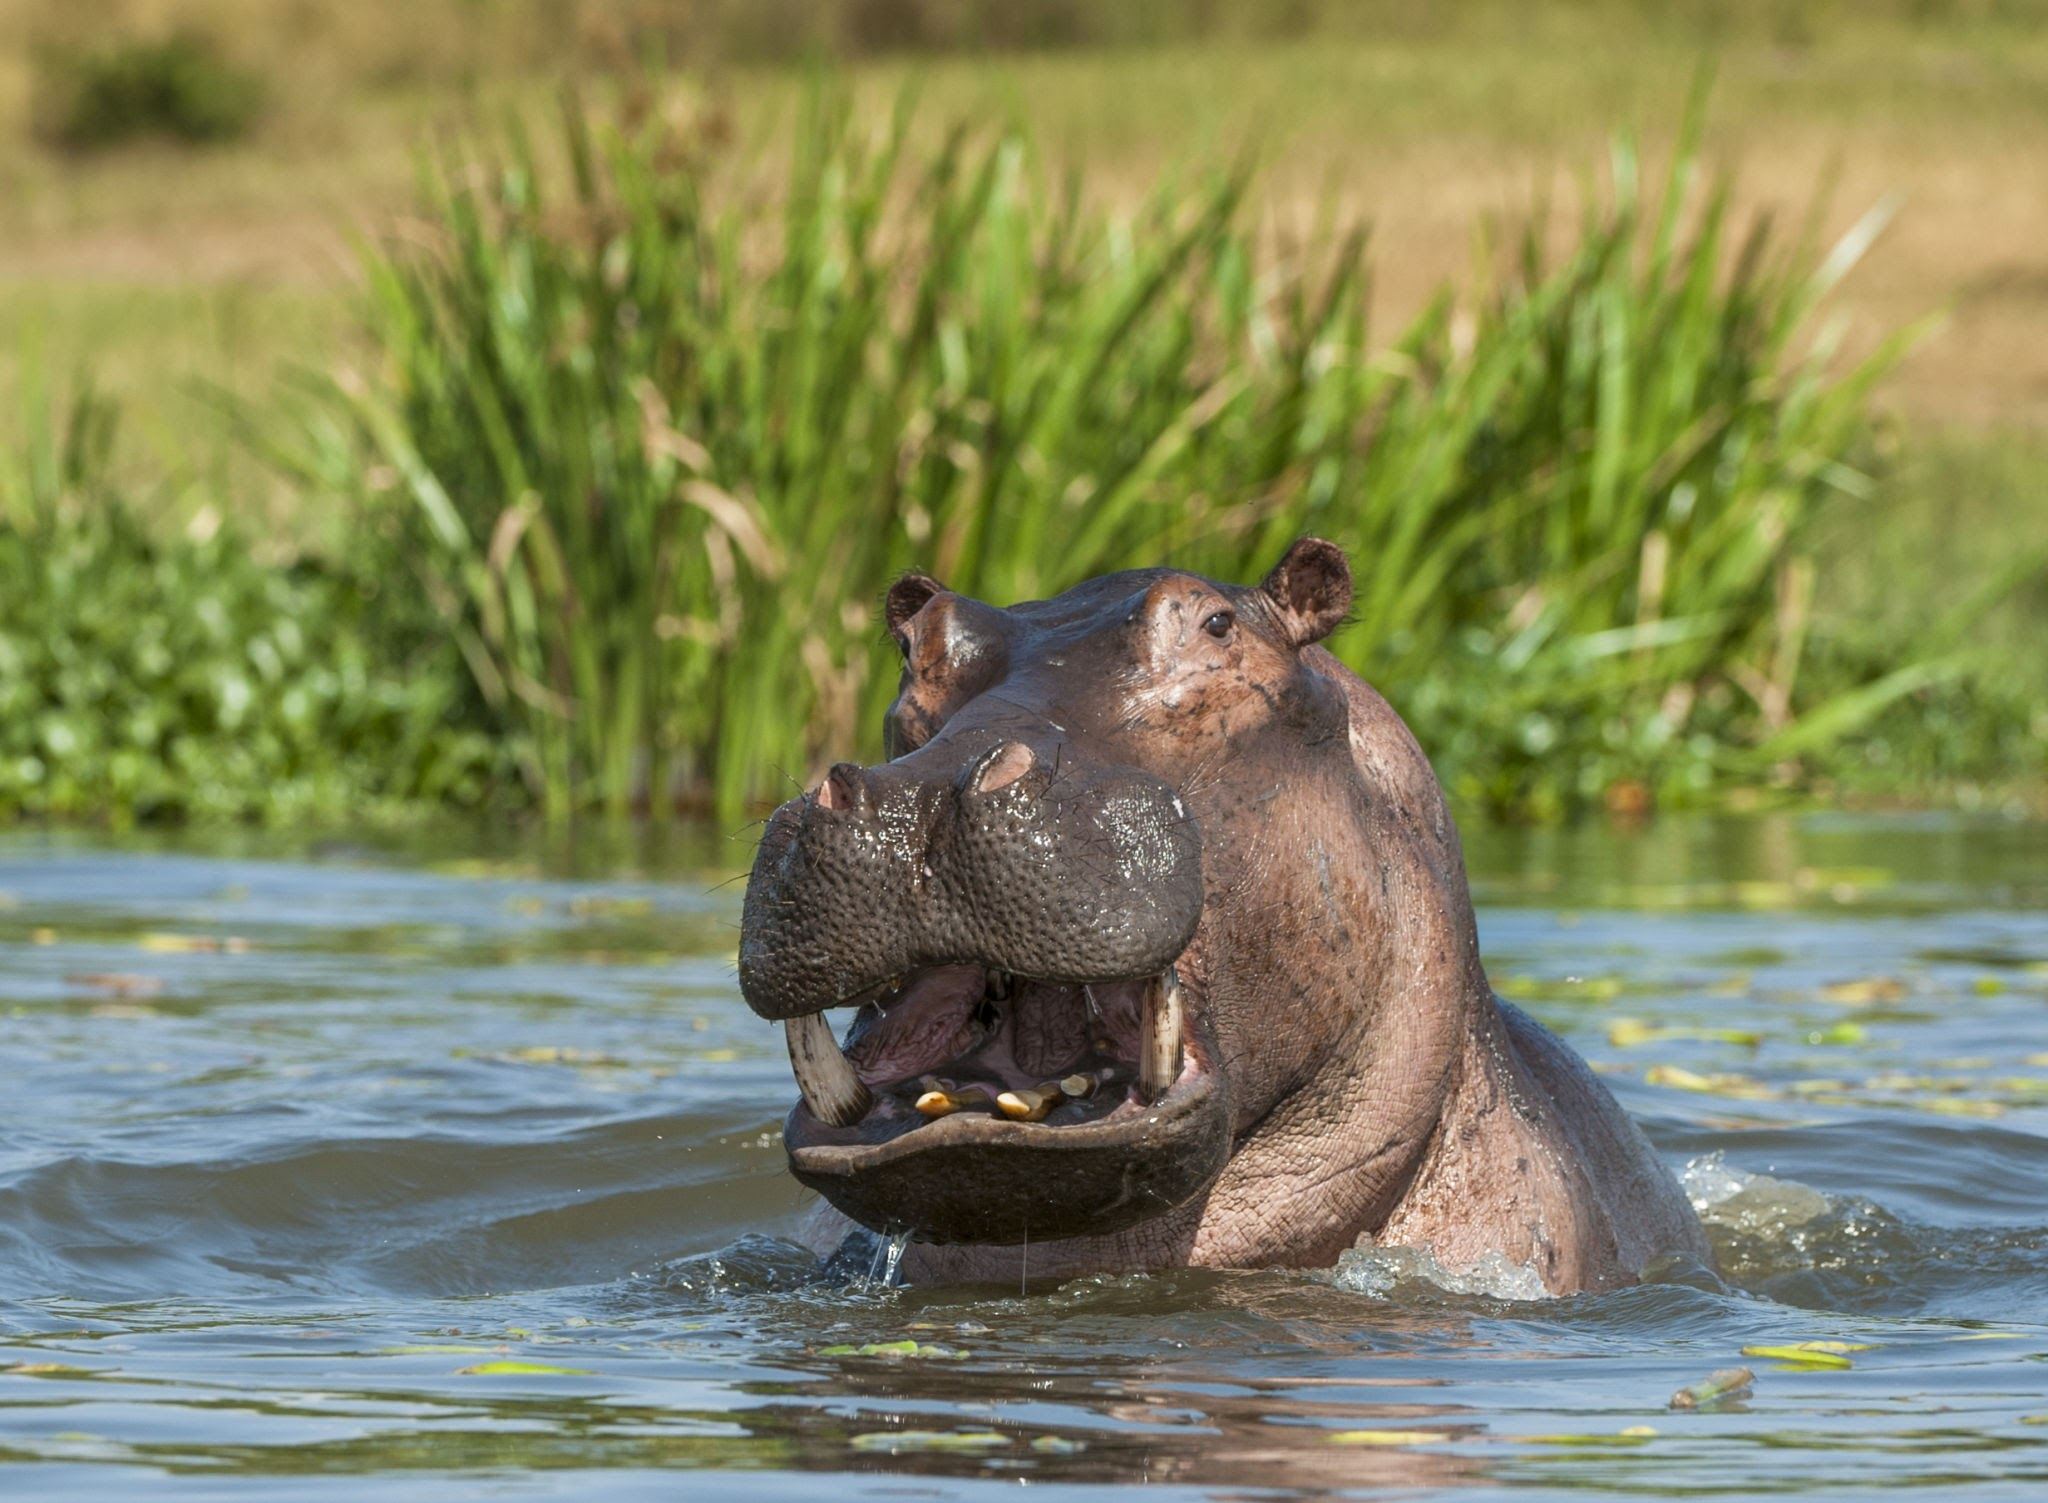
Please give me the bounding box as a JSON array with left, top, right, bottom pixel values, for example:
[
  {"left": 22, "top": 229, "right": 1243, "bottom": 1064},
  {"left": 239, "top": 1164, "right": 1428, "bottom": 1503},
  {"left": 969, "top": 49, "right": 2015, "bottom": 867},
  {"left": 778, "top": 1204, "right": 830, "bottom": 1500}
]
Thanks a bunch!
[
  {"left": 785, "top": 1012, "right": 872, "bottom": 1127},
  {"left": 1138, "top": 967, "right": 1185, "bottom": 1103}
]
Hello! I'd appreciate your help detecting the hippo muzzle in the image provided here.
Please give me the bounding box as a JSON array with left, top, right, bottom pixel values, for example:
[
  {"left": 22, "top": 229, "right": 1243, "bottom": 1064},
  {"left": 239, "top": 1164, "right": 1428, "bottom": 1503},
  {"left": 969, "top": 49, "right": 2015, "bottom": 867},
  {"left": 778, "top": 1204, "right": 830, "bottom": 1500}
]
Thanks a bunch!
[{"left": 738, "top": 734, "right": 1230, "bottom": 1245}]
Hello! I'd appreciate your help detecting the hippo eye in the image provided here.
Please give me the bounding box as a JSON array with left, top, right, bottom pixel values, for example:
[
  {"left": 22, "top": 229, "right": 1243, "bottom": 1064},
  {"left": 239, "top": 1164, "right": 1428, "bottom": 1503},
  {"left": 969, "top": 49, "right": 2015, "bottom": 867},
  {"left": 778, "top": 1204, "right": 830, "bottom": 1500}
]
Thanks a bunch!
[{"left": 1202, "top": 609, "right": 1235, "bottom": 640}]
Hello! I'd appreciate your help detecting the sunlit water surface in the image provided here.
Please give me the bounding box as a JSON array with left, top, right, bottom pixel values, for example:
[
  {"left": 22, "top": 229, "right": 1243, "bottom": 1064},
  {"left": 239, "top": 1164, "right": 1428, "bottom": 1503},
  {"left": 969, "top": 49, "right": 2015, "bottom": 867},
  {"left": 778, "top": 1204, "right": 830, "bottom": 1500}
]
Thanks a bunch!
[{"left": 2, "top": 813, "right": 2045, "bottom": 1499}]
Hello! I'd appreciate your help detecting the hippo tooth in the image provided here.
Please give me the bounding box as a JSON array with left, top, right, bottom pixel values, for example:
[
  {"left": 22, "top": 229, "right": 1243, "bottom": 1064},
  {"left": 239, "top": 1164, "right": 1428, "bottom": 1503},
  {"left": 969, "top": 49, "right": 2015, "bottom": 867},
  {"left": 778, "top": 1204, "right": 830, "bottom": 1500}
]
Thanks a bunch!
[
  {"left": 1059, "top": 1072, "right": 1094, "bottom": 1099},
  {"left": 784, "top": 1012, "right": 872, "bottom": 1127},
  {"left": 918, "top": 1082, "right": 996, "bottom": 1118},
  {"left": 995, "top": 1087, "right": 1054, "bottom": 1122},
  {"left": 1137, "top": 967, "right": 1185, "bottom": 1103},
  {"left": 986, "top": 968, "right": 1013, "bottom": 1001}
]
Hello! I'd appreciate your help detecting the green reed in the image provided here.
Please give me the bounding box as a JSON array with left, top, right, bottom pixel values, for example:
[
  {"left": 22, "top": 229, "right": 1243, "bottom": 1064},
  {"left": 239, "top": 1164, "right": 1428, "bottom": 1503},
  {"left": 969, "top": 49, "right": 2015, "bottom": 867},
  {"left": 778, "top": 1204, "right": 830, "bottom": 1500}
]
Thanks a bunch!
[{"left": 283, "top": 85, "right": 1932, "bottom": 821}]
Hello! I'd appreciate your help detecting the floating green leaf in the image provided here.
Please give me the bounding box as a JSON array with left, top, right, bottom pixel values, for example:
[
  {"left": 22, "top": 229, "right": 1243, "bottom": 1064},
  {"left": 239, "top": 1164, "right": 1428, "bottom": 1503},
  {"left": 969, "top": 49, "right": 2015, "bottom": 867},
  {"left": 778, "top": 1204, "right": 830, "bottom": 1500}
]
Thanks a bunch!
[
  {"left": 1741, "top": 1343, "right": 1856, "bottom": 1370},
  {"left": 850, "top": 1429, "right": 1009, "bottom": 1453},
  {"left": 1804, "top": 1023, "right": 1869, "bottom": 1046},
  {"left": 1521, "top": 1427, "right": 1657, "bottom": 1447},
  {"left": 1327, "top": 1429, "right": 1450, "bottom": 1446},
  {"left": 1820, "top": 978, "right": 1906, "bottom": 1006},
  {"left": 1645, "top": 1064, "right": 1778, "bottom": 1100},
  {"left": 1609, "top": 1018, "right": 1762, "bottom": 1048}
]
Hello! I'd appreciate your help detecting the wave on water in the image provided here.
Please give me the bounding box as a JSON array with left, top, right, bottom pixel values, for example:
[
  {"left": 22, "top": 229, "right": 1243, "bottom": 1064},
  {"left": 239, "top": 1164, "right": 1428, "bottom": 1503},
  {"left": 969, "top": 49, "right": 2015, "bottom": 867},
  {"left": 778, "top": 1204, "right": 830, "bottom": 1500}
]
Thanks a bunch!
[
  {"left": 1678, "top": 1151, "right": 2048, "bottom": 1316},
  {"left": 1684, "top": 1149, "right": 1893, "bottom": 1290},
  {"left": 1302, "top": 1146, "right": 2048, "bottom": 1318}
]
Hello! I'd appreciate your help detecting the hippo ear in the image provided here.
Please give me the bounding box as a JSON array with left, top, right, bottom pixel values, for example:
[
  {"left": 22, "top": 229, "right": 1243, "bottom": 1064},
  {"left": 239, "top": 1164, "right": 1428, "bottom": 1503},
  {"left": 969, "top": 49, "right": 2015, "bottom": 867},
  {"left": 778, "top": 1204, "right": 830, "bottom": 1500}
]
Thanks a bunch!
[
  {"left": 1260, "top": 537, "right": 1353, "bottom": 649},
  {"left": 885, "top": 572, "right": 946, "bottom": 634}
]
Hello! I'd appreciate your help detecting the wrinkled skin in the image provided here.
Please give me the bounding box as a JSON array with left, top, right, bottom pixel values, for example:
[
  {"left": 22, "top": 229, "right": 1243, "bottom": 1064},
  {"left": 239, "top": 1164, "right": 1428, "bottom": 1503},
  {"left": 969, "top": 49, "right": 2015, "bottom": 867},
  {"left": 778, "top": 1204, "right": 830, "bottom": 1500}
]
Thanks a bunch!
[{"left": 739, "top": 539, "right": 1710, "bottom": 1293}]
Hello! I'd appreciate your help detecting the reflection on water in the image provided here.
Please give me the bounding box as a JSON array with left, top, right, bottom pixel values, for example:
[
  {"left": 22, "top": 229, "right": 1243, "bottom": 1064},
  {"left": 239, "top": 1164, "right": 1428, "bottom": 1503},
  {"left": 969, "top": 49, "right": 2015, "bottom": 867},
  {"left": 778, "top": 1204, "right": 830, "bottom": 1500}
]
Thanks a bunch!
[{"left": 1, "top": 812, "right": 2045, "bottom": 1499}]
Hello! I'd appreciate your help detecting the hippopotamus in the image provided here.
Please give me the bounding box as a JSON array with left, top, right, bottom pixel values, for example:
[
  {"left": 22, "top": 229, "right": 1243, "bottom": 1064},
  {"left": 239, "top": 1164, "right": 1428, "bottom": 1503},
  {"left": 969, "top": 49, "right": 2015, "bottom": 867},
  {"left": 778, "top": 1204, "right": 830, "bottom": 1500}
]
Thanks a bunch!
[{"left": 738, "top": 539, "right": 1709, "bottom": 1292}]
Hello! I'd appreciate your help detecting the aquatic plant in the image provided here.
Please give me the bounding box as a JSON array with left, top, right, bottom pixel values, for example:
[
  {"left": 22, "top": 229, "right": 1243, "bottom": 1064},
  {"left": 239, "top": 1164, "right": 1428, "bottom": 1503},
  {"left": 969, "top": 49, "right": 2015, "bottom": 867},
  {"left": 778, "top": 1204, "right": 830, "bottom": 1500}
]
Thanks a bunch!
[
  {"left": 261, "top": 84, "right": 2007, "bottom": 819},
  {"left": 0, "top": 381, "right": 499, "bottom": 823}
]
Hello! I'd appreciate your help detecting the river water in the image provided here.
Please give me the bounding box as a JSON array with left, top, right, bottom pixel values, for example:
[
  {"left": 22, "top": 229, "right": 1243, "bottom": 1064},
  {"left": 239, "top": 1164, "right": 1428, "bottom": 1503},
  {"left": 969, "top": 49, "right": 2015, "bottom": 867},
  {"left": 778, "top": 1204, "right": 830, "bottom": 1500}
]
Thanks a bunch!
[{"left": 2, "top": 812, "right": 2044, "bottom": 1499}]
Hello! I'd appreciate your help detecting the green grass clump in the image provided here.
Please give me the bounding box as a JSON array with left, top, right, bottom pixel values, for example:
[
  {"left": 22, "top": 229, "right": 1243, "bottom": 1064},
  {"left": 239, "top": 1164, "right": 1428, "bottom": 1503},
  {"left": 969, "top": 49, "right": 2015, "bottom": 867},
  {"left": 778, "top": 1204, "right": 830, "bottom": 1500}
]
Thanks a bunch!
[
  {"left": 34, "top": 32, "right": 264, "bottom": 152},
  {"left": 0, "top": 382, "right": 498, "bottom": 823},
  {"left": 274, "top": 85, "right": 2023, "bottom": 821}
]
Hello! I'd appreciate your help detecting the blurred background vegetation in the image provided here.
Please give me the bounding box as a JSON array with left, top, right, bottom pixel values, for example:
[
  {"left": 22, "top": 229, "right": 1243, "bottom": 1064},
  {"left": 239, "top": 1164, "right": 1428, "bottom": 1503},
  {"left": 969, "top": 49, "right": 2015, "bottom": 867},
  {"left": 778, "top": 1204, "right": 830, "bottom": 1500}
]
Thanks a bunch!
[{"left": 0, "top": 0, "right": 2042, "bottom": 826}]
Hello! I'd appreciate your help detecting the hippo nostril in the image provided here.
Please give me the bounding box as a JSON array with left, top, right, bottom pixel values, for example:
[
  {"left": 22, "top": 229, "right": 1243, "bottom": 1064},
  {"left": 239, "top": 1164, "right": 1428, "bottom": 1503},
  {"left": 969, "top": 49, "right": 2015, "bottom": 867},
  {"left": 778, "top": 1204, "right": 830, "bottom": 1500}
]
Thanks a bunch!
[
  {"left": 814, "top": 762, "right": 867, "bottom": 815},
  {"left": 968, "top": 740, "right": 1035, "bottom": 795}
]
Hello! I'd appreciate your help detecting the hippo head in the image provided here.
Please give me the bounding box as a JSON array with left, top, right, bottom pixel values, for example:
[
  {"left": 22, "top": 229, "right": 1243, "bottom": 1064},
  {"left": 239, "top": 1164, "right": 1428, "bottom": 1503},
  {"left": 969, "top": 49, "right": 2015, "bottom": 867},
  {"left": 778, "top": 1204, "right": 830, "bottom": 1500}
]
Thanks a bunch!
[{"left": 740, "top": 538, "right": 1486, "bottom": 1255}]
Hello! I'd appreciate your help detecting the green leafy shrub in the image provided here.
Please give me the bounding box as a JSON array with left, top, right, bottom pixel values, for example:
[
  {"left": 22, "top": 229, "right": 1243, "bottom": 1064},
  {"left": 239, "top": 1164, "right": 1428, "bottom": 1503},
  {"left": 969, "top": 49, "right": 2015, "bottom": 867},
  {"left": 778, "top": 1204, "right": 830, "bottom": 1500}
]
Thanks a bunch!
[
  {"left": 0, "top": 385, "right": 502, "bottom": 824},
  {"left": 273, "top": 84, "right": 1984, "bottom": 821},
  {"left": 34, "top": 32, "right": 264, "bottom": 152}
]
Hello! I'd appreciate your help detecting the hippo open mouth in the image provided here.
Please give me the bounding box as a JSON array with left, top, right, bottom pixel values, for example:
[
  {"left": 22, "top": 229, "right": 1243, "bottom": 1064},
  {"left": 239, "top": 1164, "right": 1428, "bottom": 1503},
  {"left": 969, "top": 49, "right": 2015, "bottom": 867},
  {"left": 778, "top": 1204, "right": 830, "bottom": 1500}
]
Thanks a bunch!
[
  {"left": 739, "top": 710, "right": 1230, "bottom": 1246},
  {"left": 776, "top": 963, "right": 1228, "bottom": 1245}
]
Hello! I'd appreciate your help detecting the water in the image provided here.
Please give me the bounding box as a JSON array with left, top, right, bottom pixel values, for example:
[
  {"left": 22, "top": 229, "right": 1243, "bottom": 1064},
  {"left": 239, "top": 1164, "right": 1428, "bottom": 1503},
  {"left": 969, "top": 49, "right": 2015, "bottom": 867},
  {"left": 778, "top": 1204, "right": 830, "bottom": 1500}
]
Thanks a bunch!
[{"left": 2, "top": 812, "right": 2045, "bottom": 1500}]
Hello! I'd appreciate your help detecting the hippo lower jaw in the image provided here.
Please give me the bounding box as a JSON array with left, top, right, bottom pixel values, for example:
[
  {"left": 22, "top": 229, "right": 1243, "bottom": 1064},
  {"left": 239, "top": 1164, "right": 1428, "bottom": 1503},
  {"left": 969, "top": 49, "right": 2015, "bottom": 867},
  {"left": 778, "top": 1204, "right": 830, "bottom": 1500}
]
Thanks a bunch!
[{"left": 778, "top": 963, "right": 1232, "bottom": 1245}]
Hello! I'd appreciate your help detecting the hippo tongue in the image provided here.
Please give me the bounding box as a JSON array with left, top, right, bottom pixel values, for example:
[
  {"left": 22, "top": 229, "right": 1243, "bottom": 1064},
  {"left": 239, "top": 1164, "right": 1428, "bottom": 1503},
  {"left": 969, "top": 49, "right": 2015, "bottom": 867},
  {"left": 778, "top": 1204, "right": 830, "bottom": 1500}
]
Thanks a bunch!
[{"left": 992, "top": 980, "right": 1095, "bottom": 1081}]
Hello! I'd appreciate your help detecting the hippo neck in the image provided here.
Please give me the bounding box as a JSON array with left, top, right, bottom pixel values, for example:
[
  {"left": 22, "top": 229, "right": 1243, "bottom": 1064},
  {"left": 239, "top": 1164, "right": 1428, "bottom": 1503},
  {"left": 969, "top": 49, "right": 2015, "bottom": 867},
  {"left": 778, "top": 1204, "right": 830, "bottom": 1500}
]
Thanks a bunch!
[{"left": 1180, "top": 945, "right": 1492, "bottom": 1268}]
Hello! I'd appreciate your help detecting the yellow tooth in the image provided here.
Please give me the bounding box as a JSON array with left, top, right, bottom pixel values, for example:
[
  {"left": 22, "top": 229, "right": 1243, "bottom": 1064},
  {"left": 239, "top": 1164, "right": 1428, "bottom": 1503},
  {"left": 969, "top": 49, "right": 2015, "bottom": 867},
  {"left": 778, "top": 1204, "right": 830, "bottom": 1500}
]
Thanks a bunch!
[
  {"left": 1059, "top": 1073, "right": 1093, "bottom": 1099},
  {"left": 915, "top": 1090, "right": 960, "bottom": 1118},
  {"left": 995, "top": 1087, "right": 1053, "bottom": 1122}
]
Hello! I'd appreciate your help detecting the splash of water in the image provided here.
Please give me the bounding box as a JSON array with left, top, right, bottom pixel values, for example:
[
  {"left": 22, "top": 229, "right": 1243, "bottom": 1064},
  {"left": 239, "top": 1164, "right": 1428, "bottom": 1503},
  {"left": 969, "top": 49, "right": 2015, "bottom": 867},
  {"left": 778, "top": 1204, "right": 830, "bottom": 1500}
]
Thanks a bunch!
[
  {"left": 1683, "top": 1152, "right": 1831, "bottom": 1232},
  {"left": 1330, "top": 1243, "right": 1550, "bottom": 1302},
  {"left": 1678, "top": 1152, "right": 1931, "bottom": 1299},
  {"left": 861, "top": 1226, "right": 913, "bottom": 1288}
]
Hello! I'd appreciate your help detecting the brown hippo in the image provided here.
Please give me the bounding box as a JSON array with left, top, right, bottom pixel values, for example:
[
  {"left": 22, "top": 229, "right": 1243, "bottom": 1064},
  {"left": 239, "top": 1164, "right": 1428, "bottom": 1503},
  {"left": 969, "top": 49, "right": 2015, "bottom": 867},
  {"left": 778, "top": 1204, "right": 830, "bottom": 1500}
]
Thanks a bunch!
[{"left": 739, "top": 539, "right": 1710, "bottom": 1293}]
